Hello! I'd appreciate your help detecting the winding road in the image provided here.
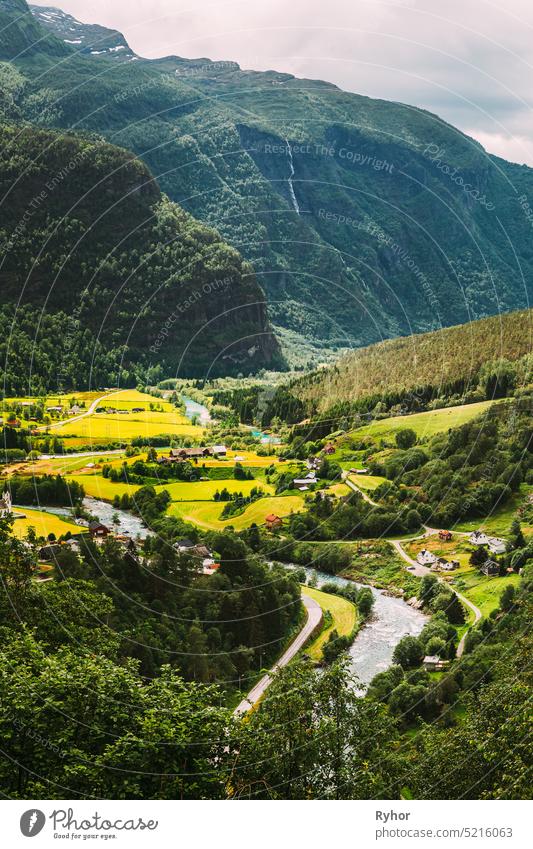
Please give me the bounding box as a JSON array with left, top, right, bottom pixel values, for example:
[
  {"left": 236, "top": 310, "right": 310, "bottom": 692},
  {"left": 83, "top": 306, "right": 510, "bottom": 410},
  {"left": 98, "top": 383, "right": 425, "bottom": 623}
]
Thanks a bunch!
[
  {"left": 234, "top": 593, "right": 322, "bottom": 716},
  {"left": 389, "top": 536, "right": 482, "bottom": 656},
  {"left": 341, "top": 471, "right": 379, "bottom": 506}
]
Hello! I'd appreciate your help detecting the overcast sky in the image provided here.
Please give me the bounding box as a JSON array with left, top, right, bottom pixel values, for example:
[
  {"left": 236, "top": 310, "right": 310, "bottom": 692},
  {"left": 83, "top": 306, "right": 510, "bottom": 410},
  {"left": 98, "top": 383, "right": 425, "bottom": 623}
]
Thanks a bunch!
[{"left": 32, "top": 0, "right": 533, "bottom": 164}]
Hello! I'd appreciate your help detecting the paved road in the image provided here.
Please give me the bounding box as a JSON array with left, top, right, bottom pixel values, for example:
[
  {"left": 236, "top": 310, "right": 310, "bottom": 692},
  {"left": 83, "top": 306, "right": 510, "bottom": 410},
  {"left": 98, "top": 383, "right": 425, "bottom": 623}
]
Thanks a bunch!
[
  {"left": 341, "top": 472, "right": 379, "bottom": 506},
  {"left": 234, "top": 593, "right": 322, "bottom": 716},
  {"left": 36, "top": 390, "right": 120, "bottom": 432},
  {"left": 389, "top": 538, "right": 431, "bottom": 577}
]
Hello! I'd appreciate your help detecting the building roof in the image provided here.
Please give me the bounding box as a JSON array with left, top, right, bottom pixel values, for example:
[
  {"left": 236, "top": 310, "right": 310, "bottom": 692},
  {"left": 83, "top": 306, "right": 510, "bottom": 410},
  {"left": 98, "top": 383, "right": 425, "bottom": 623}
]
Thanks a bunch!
[
  {"left": 423, "top": 655, "right": 440, "bottom": 664},
  {"left": 88, "top": 521, "right": 109, "bottom": 531},
  {"left": 176, "top": 538, "right": 195, "bottom": 548}
]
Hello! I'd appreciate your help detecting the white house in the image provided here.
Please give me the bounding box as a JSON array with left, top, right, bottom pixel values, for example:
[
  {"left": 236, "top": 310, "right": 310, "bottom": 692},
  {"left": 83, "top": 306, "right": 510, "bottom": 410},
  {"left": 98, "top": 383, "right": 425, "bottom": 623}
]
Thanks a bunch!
[
  {"left": 416, "top": 549, "right": 438, "bottom": 566},
  {"left": 469, "top": 530, "right": 489, "bottom": 546},
  {"left": 0, "top": 490, "right": 12, "bottom": 518},
  {"left": 293, "top": 472, "right": 317, "bottom": 490},
  {"left": 487, "top": 537, "right": 506, "bottom": 555}
]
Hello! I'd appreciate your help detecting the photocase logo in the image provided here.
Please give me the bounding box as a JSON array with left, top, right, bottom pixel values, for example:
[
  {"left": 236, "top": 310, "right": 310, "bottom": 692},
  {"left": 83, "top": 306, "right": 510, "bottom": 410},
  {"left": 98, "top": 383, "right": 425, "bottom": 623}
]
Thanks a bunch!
[{"left": 20, "top": 809, "right": 46, "bottom": 837}]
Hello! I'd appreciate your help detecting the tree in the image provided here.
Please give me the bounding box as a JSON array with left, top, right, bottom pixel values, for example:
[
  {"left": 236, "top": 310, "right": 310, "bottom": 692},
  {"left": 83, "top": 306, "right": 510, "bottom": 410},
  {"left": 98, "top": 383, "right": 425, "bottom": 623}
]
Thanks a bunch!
[
  {"left": 470, "top": 545, "right": 488, "bottom": 567},
  {"left": 509, "top": 519, "right": 525, "bottom": 550},
  {"left": 392, "top": 635, "right": 424, "bottom": 668},
  {"left": 419, "top": 573, "right": 439, "bottom": 604},
  {"left": 228, "top": 658, "right": 399, "bottom": 799},
  {"left": 499, "top": 584, "right": 516, "bottom": 612},
  {"left": 395, "top": 428, "right": 417, "bottom": 450},
  {"left": 357, "top": 587, "right": 374, "bottom": 618}
]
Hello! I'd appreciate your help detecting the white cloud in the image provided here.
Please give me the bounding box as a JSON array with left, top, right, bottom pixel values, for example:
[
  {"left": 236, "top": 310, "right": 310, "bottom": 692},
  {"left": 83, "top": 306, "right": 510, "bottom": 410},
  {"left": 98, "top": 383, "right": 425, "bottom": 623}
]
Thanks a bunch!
[{"left": 31, "top": 0, "right": 533, "bottom": 163}]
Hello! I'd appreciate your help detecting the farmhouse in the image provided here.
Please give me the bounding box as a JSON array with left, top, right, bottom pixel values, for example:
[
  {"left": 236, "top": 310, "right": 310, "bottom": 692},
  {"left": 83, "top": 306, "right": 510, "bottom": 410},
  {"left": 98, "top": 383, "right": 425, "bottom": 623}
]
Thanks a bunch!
[
  {"left": 431, "top": 557, "right": 460, "bottom": 572},
  {"left": 439, "top": 530, "right": 452, "bottom": 541},
  {"left": 416, "top": 549, "right": 438, "bottom": 566},
  {"left": 293, "top": 473, "right": 317, "bottom": 491},
  {"left": 0, "top": 490, "right": 12, "bottom": 518},
  {"left": 69, "top": 405, "right": 82, "bottom": 415},
  {"left": 88, "top": 521, "right": 110, "bottom": 538},
  {"left": 481, "top": 559, "right": 500, "bottom": 577},
  {"left": 265, "top": 513, "right": 283, "bottom": 530},
  {"left": 38, "top": 543, "right": 63, "bottom": 560},
  {"left": 423, "top": 655, "right": 449, "bottom": 672},
  {"left": 323, "top": 443, "right": 335, "bottom": 455},
  {"left": 174, "top": 538, "right": 195, "bottom": 552},
  {"left": 161, "top": 445, "right": 227, "bottom": 464},
  {"left": 487, "top": 537, "right": 506, "bottom": 555},
  {"left": 469, "top": 530, "right": 489, "bottom": 546}
]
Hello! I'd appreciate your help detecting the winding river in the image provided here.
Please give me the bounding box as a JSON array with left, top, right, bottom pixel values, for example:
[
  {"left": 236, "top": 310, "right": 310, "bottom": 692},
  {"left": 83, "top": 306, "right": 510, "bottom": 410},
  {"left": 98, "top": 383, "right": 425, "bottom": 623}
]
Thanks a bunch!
[
  {"left": 181, "top": 395, "right": 211, "bottom": 425},
  {"left": 286, "top": 565, "right": 427, "bottom": 686}
]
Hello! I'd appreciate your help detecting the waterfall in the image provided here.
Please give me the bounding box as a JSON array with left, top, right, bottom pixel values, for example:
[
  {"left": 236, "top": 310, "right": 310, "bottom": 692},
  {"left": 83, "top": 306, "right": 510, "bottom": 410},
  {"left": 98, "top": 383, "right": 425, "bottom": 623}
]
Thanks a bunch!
[{"left": 285, "top": 139, "right": 300, "bottom": 214}]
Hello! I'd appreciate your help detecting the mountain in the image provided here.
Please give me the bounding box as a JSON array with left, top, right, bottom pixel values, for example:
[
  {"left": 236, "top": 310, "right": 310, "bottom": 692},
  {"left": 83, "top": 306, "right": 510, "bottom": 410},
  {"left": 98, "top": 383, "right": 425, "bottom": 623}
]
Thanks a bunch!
[
  {"left": 0, "top": 1, "right": 530, "bottom": 358},
  {"left": 0, "top": 123, "right": 279, "bottom": 393},
  {"left": 286, "top": 308, "right": 533, "bottom": 418},
  {"left": 30, "top": 5, "right": 136, "bottom": 61}
]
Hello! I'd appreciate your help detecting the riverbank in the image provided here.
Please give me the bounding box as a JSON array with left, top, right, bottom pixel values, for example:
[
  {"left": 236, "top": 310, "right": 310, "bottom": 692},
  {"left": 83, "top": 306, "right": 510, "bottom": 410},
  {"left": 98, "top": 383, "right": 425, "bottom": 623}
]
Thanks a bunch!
[{"left": 301, "top": 585, "right": 358, "bottom": 661}]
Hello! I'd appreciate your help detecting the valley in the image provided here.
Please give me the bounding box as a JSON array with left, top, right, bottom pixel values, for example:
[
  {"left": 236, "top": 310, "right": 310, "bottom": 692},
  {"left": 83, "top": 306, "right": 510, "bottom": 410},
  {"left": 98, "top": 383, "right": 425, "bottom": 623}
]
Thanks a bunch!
[{"left": 0, "top": 0, "right": 531, "bottom": 805}]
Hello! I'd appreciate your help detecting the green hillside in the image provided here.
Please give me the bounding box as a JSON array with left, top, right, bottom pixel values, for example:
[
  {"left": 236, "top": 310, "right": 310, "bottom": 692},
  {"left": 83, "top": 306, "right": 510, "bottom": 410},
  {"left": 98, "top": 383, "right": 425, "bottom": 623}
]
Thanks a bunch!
[
  {"left": 0, "top": 1, "right": 531, "bottom": 355},
  {"left": 288, "top": 309, "right": 533, "bottom": 416},
  {"left": 0, "top": 124, "right": 279, "bottom": 393}
]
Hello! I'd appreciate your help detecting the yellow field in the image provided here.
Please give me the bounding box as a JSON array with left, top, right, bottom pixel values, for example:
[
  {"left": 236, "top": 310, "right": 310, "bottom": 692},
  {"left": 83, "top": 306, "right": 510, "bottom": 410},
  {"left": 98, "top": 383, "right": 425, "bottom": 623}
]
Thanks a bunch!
[
  {"left": 301, "top": 585, "right": 357, "bottom": 661},
  {"left": 166, "top": 448, "right": 284, "bottom": 468},
  {"left": 6, "top": 391, "right": 106, "bottom": 407},
  {"left": 6, "top": 453, "right": 128, "bottom": 477},
  {"left": 11, "top": 509, "right": 86, "bottom": 540},
  {"left": 157, "top": 479, "right": 274, "bottom": 502},
  {"left": 50, "top": 389, "right": 202, "bottom": 442},
  {"left": 167, "top": 495, "right": 304, "bottom": 530},
  {"left": 66, "top": 474, "right": 140, "bottom": 500}
]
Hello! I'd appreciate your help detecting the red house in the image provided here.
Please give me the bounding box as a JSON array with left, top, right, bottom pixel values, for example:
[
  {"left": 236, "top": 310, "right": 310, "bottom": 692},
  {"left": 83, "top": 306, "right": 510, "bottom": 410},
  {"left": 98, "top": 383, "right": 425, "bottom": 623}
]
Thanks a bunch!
[
  {"left": 88, "top": 521, "right": 110, "bottom": 538},
  {"left": 265, "top": 514, "right": 283, "bottom": 530},
  {"left": 439, "top": 530, "right": 453, "bottom": 541}
]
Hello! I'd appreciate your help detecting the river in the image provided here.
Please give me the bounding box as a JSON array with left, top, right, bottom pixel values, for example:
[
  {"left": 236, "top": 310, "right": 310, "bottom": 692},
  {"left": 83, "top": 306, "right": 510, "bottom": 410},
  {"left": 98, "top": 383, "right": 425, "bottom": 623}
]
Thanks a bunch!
[
  {"left": 181, "top": 395, "right": 211, "bottom": 425},
  {"left": 284, "top": 565, "right": 427, "bottom": 686}
]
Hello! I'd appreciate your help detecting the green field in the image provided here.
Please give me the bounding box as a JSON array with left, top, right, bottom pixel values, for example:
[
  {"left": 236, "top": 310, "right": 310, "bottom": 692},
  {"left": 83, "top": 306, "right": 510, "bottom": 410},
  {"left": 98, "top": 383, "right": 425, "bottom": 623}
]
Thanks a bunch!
[
  {"left": 452, "top": 570, "right": 521, "bottom": 616},
  {"left": 452, "top": 485, "right": 532, "bottom": 537},
  {"left": 12, "top": 509, "right": 85, "bottom": 540},
  {"left": 346, "top": 401, "right": 495, "bottom": 445},
  {"left": 346, "top": 473, "right": 387, "bottom": 491},
  {"left": 301, "top": 585, "right": 357, "bottom": 661},
  {"left": 167, "top": 495, "right": 304, "bottom": 530}
]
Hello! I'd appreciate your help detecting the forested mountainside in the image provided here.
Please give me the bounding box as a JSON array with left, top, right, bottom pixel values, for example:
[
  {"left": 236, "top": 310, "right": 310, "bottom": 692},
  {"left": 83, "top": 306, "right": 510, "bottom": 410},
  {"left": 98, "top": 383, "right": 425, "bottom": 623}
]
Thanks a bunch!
[
  {"left": 0, "top": 123, "right": 279, "bottom": 394},
  {"left": 287, "top": 309, "right": 533, "bottom": 416},
  {"left": 0, "top": 0, "right": 530, "bottom": 353}
]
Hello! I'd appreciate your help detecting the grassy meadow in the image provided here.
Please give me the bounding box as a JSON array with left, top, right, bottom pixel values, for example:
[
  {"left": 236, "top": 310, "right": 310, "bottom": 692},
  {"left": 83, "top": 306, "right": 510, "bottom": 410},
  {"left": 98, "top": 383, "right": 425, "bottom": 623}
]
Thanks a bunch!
[
  {"left": 167, "top": 495, "right": 304, "bottom": 531},
  {"left": 343, "top": 401, "right": 495, "bottom": 446},
  {"left": 301, "top": 585, "right": 357, "bottom": 661}
]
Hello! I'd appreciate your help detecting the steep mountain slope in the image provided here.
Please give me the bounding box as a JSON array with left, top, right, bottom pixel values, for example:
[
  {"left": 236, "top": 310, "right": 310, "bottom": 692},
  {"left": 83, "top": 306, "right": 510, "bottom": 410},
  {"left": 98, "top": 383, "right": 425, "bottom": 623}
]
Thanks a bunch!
[
  {"left": 2, "top": 1, "right": 533, "bottom": 353},
  {"left": 288, "top": 308, "right": 533, "bottom": 416},
  {"left": 0, "top": 123, "right": 279, "bottom": 393}
]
